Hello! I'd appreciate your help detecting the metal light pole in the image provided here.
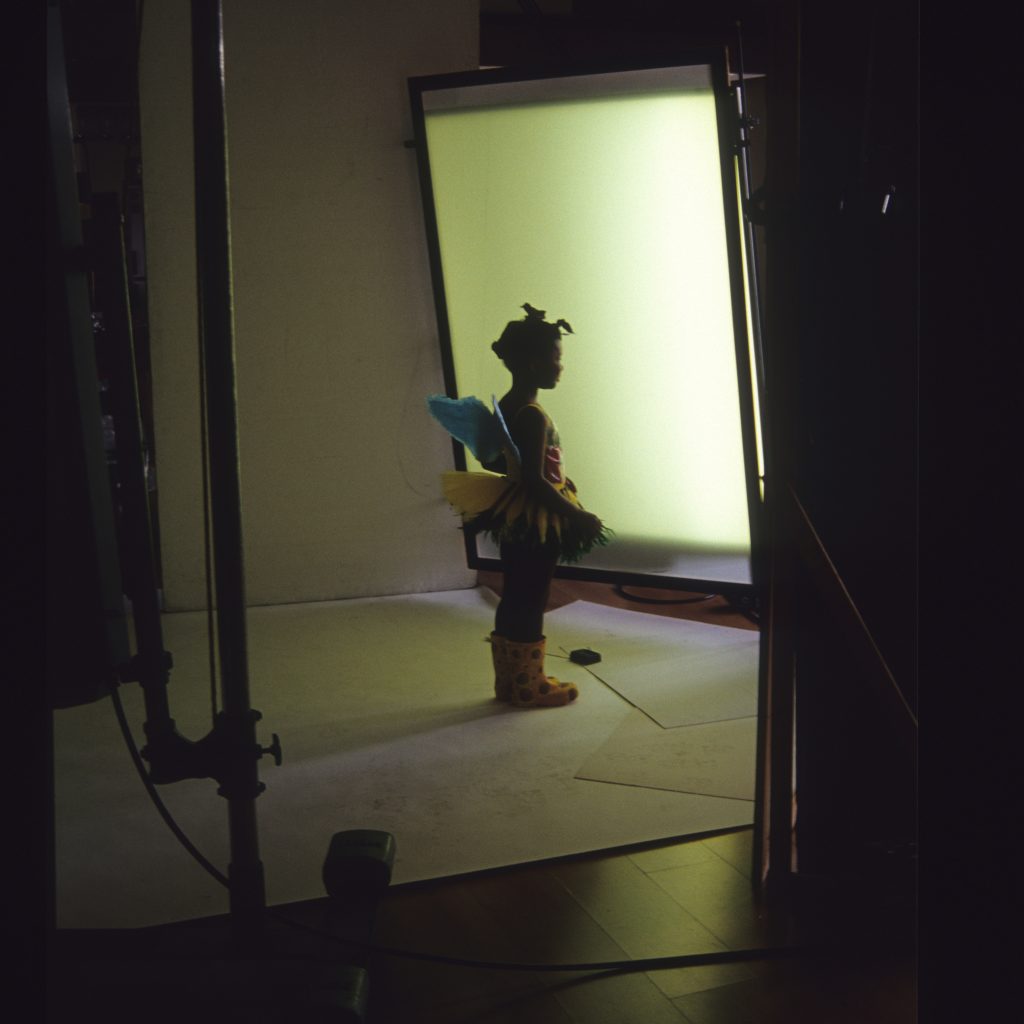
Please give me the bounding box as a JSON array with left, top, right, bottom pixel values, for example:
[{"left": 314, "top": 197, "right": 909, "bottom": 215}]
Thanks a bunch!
[{"left": 190, "top": 0, "right": 267, "bottom": 935}]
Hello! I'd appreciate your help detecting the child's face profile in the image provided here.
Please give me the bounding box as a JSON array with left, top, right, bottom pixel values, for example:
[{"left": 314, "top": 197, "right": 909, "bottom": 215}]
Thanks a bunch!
[{"left": 535, "top": 339, "right": 563, "bottom": 389}]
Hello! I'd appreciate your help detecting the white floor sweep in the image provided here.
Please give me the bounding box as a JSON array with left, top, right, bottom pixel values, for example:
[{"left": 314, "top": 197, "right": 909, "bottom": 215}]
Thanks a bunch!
[{"left": 53, "top": 587, "right": 757, "bottom": 928}]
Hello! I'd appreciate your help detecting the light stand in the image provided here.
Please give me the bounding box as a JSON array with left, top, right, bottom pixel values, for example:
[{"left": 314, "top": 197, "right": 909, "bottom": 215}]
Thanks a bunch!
[
  {"left": 187, "top": 0, "right": 269, "bottom": 938},
  {"left": 47, "top": 4, "right": 391, "bottom": 1016}
]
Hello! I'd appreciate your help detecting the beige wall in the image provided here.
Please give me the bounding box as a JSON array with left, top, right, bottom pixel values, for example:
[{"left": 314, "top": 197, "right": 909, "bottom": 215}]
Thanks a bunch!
[{"left": 140, "top": 1, "right": 478, "bottom": 609}]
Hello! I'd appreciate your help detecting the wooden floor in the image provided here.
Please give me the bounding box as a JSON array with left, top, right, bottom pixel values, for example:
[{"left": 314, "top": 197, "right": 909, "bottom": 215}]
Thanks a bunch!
[
  {"left": 365, "top": 829, "right": 914, "bottom": 1023},
  {"left": 359, "top": 576, "right": 915, "bottom": 1022}
]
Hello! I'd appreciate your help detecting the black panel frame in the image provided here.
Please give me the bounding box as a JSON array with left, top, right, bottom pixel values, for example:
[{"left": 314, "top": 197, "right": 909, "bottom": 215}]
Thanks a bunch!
[{"left": 409, "top": 55, "right": 764, "bottom": 602}]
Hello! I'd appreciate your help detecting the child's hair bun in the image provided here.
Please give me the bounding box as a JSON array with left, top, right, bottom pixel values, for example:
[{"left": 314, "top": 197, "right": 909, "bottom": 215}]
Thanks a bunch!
[
  {"left": 492, "top": 303, "right": 572, "bottom": 367},
  {"left": 522, "top": 303, "right": 573, "bottom": 335}
]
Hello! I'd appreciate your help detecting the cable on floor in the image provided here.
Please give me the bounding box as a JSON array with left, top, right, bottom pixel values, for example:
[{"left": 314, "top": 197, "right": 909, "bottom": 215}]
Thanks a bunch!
[
  {"left": 109, "top": 684, "right": 229, "bottom": 887},
  {"left": 727, "top": 600, "right": 761, "bottom": 626},
  {"left": 613, "top": 584, "right": 717, "bottom": 605},
  {"left": 111, "top": 683, "right": 803, "bottom": 977},
  {"left": 266, "top": 906, "right": 816, "bottom": 974}
]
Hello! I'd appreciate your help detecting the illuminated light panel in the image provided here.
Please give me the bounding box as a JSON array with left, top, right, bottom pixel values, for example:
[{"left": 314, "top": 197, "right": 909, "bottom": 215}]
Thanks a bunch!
[{"left": 422, "top": 72, "right": 753, "bottom": 582}]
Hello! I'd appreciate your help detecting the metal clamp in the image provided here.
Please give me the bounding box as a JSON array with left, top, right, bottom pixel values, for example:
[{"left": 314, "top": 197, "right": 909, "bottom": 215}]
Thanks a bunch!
[{"left": 259, "top": 733, "right": 283, "bottom": 767}]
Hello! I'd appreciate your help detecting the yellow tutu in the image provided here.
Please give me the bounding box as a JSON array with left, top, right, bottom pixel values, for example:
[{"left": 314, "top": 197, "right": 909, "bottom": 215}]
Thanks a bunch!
[
  {"left": 441, "top": 468, "right": 595, "bottom": 558},
  {"left": 430, "top": 397, "right": 609, "bottom": 563}
]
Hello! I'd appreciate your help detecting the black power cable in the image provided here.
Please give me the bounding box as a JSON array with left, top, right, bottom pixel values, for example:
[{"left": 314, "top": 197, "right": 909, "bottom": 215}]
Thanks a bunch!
[
  {"left": 112, "top": 679, "right": 807, "bottom": 975},
  {"left": 266, "top": 906, "right": 814, "bottom": 974},
  {"left": 613, "top": 584, "right": 718, "bottom": 606},
  {"left": 109, "top": 684, "right": 228, "bottom": 887},
  {"left": 725, "top": 598, "right": 761, "bottom": 626}
]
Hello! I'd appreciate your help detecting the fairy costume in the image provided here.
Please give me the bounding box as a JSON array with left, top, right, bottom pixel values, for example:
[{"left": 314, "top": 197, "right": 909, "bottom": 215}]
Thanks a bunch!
[
  {"left": 428, "top": 304, "right": 610, "bottom": 709},
  {"left": 426, "top": 394, "right": 610, "bottom": 564}
]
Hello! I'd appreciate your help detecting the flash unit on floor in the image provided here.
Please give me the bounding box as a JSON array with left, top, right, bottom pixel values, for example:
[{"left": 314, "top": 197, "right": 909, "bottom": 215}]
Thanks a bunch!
[{"left": 322, "top": 829, "right": 397, "bottom": 901}]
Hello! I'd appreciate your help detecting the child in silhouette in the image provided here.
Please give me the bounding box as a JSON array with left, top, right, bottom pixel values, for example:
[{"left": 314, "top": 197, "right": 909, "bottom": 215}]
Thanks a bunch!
[{"left": 430, "top": 304, "right": 608, "bottom": 707}]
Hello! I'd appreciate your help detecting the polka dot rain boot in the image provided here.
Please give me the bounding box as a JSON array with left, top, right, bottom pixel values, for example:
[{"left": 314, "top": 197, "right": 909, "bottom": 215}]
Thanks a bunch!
[{"left": 505, "top": 636, "right": 579, "bottom": 708}]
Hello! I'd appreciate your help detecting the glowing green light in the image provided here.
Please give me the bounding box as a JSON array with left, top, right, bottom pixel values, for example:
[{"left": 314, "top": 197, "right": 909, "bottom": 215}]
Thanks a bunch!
[{"left": 425, "top": 86, "right": 752, "bottom": 573}]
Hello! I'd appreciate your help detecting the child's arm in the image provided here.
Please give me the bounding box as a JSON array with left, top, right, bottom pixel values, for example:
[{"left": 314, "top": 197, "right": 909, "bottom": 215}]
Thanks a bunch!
[{"left": 512, "top": 406, "right": 603, "bottom": 534}]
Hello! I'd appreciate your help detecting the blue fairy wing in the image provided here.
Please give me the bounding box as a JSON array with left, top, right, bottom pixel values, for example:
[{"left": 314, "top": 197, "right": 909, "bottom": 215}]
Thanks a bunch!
[
  {"left": 426, "top": 395, "right": 504, "bottom": 464},
  {"left": 491, "top": 396, "right": 521, "bottom": 469}
]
